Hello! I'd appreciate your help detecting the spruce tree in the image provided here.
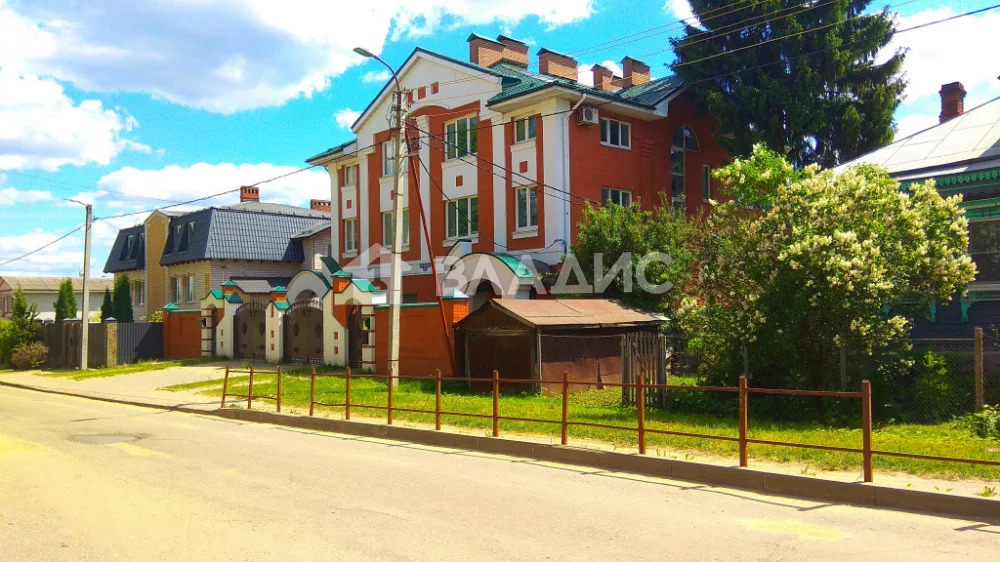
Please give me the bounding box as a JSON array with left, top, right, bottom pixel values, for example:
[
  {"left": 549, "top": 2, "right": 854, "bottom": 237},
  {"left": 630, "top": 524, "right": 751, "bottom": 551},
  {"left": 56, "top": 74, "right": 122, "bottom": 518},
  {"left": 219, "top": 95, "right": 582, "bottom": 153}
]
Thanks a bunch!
[
  {"left": 111, "top": 276, "right": 134, "bottom": 323},
  {"left": 10, "top": 287, "right": 38, "bottom": 347},
  {"left": 670, "top": 0, "right": 905, "bottom": 167},
  {"left": 100, "top": 288, "right": 113, "bottom": 322},
  {"left": 53, "top": 278, "right": 77, "bottom": 322}
]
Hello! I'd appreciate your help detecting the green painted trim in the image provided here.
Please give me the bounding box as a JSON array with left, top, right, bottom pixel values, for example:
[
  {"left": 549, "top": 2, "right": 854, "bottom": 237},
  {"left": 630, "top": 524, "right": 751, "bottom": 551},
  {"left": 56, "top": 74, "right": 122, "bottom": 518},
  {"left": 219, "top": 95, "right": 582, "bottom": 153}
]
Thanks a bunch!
[
  {"left": 959, "top": 291, "right": 1000, "bottom": 321},
  {"left": 374, "top": 302, "right": 439, "bottom": 309}
]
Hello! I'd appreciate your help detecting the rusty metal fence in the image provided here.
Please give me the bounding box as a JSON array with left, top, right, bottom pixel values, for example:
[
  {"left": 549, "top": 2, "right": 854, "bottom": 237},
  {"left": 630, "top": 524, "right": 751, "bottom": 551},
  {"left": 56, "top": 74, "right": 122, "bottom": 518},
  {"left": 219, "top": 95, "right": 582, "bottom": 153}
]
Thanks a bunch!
[
  {"left": 299, "top": 367, "right": 1000, "bottom": 483},
  {"left": 221, "top": 365, "right": 283, "bottom": 412}
]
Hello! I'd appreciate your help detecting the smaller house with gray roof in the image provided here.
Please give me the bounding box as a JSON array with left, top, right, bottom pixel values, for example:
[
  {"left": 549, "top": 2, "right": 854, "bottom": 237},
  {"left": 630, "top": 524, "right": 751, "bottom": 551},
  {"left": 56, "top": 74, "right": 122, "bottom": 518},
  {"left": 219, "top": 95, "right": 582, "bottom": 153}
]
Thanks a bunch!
[
  {"left": 839, "top": 82, "right": 1000, "bottom": 336},
  {"left": 0, "top": 276, "right": 113, "bottom": 321},
  {"left": 104, "top": 186, "right": 334, "bottom": 320}
]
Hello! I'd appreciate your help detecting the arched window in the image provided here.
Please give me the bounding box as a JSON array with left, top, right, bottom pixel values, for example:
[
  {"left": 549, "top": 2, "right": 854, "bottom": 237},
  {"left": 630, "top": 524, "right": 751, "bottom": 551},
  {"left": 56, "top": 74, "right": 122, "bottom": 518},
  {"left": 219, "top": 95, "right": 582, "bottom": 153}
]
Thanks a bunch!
[{"left": 670, "top": 125, "right": 699, "bottom": 211}]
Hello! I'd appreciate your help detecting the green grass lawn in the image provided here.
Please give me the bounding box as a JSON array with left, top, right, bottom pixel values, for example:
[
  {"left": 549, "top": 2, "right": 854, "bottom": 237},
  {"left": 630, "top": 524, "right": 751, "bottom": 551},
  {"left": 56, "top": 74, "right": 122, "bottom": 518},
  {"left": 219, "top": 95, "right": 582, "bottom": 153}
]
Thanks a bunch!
[
  {"left": 36, "top": 356, "right": 222, "bottom": 381},
  {"left": 162, "top": 371, "right": 1000, "bottom": 481}
]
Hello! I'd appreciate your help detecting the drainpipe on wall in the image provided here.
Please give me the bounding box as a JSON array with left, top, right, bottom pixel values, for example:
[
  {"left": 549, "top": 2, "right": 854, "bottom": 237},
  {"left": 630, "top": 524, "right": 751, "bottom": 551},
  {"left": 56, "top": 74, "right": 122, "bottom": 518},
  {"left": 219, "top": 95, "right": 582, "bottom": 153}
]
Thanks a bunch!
[{"left": 561, "top": 93, "right": 588, "bottom": 257}]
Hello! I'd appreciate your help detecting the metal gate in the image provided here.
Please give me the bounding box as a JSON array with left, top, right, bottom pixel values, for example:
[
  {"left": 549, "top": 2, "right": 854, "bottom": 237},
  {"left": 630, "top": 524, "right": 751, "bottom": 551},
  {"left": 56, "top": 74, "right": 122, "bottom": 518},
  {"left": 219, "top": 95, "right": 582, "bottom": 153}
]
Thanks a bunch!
[
  {"left": 622, "top": 332, "right": 668, "bottom": 407},
  {"left": 233, "top": 301, "right": 268, "bottom": 361},
  {"left": 283, "top": 298, "right": 324, "bottom": 364}
]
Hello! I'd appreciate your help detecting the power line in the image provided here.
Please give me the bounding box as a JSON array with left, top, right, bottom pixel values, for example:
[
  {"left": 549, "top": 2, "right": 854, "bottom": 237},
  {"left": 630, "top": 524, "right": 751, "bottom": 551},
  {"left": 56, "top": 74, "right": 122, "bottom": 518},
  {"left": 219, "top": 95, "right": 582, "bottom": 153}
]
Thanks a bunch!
[
  {"left": 669, "top": 0, "right": 923, "bottom": 69},
  {"left": 1, "top": 169, "right": 188, "bottom": 204},
  {"left": 0, "top": 224, "right": 84, "bottom": 268}
]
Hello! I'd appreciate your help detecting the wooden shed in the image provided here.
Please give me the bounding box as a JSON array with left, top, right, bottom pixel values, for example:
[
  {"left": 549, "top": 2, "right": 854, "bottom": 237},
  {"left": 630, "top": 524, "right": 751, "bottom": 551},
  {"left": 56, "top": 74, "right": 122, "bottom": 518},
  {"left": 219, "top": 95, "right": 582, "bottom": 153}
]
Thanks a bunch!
[{"left": 454, "top": 298, "right": 665, "bottom": 393}]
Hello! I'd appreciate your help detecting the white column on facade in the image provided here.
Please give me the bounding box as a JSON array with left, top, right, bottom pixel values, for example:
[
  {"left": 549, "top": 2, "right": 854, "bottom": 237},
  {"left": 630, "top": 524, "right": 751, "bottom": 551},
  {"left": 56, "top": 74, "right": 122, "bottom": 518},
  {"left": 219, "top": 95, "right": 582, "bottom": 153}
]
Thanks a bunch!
[
  {"left": 540, "top": 98, "right": 571, "bottom": 251},
  {"left": 328, "top": 164, "right": 340, "bottom": 259},
  {"left": 416, "top": 115, "right": 432, "bottom": 263},
  {"left": 265, "top": 304, "right": 283, "bottom": 364},
  {"left": 490, "top": 110, "right": 508, "bottom": 251}
]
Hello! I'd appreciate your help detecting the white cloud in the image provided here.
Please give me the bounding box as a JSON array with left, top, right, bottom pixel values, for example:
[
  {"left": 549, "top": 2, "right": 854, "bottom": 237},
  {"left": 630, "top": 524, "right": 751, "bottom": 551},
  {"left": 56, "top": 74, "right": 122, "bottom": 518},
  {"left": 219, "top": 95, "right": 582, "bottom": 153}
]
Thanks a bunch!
[
  {"left": 2, "top": 0, "right": 594, "bottom": 114},
  {"left": 362, "top": 70, "right": 392, "bottom": 83},
  {"left": 96, "top": 162, "right": 330, "bottom": 213},
  {"left": 576, "top": 60, "right": 622, "bottom": 87},
  {"left": 334, "top": 108, "right": 362, "bottom": 130},
  {"left": 0, "top": 187, "right": 54, "bottom": 205},
  {"left": 664, "top": 0, "right": 701, "bottom": 29},
  {"left": 885, "top": 8, "right": 1000, "bottom": 108},
  {"left": 0, "top": 68, "right": 149, "bottom": 171}
]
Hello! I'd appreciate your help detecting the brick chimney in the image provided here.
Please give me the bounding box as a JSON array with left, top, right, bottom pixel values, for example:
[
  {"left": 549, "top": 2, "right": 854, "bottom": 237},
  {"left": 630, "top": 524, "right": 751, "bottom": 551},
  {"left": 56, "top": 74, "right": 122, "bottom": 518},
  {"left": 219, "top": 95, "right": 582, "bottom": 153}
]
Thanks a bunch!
[
  {"left": 468, "top": 34, "right": 503, "bottom": 67},
  {"left": 538, "top": 48, "right": 578, "bottom": 81},
  {"left": 496, "top": 35, "right": 529, "bottom": 68},
  {"left": 622, "top": 57, "right": 650, "bottom": 88},
  {"left": 939, "top": 82, "right": 966, "bottom": 123},
  {"left": 240, "top": 185, "right": 260, "bottom": 202},
  {"left": 591, "top": 64, "right": 617, "bottom": 91},
  {"left": 310, "top": 199, "right": 331, "bottom": 212}
]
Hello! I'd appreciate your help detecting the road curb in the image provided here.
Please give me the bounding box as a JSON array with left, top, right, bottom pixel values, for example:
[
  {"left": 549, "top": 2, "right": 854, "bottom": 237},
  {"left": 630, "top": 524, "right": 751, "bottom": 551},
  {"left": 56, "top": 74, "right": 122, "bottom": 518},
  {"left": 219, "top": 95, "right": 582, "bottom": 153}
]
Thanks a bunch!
[{"left": 3, "top": 380, "right": 998, "bottom": 522}]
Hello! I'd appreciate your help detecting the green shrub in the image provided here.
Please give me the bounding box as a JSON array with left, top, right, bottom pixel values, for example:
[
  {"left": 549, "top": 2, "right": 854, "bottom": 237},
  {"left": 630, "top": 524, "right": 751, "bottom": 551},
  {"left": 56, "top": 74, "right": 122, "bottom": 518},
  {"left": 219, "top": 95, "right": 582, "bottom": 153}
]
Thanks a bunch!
[
  {"left": 0, "top": 318, "right": 15, "bottom": 364},
  {"left": 956, "top": 405, "right": 1000, "bottom": 440},
  {"left": 11, "top": 342, "right": 48, "bottom": 370}
]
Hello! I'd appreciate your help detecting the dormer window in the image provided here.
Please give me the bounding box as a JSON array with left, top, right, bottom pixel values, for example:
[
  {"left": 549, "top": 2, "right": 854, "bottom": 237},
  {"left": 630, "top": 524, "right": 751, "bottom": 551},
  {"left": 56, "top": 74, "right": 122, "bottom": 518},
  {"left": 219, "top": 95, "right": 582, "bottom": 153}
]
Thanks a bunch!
[
  {"left": 177, "top": 221, "right": 196, "bottom": 252},
  {"left": 119, "top": 234, "right": 134, "bottom": 260},
  {"left": 128, "top": 233, "right": 144, "bottom": 260}
]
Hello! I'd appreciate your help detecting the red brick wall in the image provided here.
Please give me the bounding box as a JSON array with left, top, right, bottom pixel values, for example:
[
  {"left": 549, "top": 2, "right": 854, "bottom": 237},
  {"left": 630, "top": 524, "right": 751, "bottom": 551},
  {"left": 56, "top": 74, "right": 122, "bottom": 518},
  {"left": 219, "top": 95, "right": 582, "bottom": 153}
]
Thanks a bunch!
[
  {"left": 568, "top": 90, "right": 728, "bottom": 244},
  {"left": 374, "top": 300, "right": 469, "bottom": 376},
  {"left": 163, "top": 310, "right": 201, "bottom": 360}
]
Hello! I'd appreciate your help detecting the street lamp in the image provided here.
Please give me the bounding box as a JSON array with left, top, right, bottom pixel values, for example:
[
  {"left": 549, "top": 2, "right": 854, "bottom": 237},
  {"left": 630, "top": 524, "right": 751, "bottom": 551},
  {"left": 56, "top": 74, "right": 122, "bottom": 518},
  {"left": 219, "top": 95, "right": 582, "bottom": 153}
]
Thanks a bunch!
[
  {"left": 66, "top": 198, "right": 93, "bottom": 371},
  {"left": 355, "top": 46, "right": 405, "bottom": 388}
]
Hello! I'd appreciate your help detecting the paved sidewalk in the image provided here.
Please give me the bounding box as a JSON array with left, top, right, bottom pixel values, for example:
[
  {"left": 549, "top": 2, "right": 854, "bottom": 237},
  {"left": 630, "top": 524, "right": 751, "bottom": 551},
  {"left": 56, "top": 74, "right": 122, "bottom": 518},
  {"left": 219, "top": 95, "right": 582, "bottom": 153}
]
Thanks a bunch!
[{"left": 0, "top": 363, "right": 230, "bottom": 411}]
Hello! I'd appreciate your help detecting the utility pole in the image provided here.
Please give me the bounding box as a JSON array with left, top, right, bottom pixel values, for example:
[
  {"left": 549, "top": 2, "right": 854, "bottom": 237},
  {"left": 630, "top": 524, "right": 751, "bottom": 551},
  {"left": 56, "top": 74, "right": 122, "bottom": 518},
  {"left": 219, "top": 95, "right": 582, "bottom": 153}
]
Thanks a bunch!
[
  {"left": 354, "top": 46, "right": 406, "bottom": 388},
  {"left": 80, "top": 203, "right": 93, "bottom": 371}
]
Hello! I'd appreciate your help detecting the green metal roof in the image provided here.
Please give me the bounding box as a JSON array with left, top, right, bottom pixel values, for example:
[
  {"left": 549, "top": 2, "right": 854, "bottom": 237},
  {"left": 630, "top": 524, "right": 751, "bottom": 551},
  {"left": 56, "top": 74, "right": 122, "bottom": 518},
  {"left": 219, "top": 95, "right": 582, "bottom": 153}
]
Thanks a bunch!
[
  {"left": 274, "top": 301, "right": 290, "bottom": 311},
  {"left": 221, "top": 280, "right": 238, "bottom": 287},
  {"left": 322, "top": 256, "right": 352, "bottom": 278},
  {"left": 441, "top": 288, "right": 469, "bottom": 300},
  {"left": 225, "top": 293, "right": 243, "bottom": 304},
  {"left": 305, "top": 139, "right": 356, "bottom": 165},
  {"left": 208, "top": 289, "right": 223, "bottom": 299},
  {"left": 272, "top": 286, "right": 287, "bottom": 292},
  {"left": 352, "top": 278, "right": 379, "bottom": 293},
  {"left": 493, "top": 252, "right": 537, "bottom": 279},
  {"left": 162, "top": 303, "right": 179, "bottom": 311}
]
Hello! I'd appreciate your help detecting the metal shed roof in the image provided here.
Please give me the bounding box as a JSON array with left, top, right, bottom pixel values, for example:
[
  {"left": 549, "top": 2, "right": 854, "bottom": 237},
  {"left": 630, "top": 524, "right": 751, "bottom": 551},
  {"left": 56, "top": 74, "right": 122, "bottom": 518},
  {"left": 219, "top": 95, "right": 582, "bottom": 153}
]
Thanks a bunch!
[
  {"left": 0, "top": 276, "right": 114, "bottom": 294},
  {"left": 487, "top": 298, "right": 665, "bottom": 329}
]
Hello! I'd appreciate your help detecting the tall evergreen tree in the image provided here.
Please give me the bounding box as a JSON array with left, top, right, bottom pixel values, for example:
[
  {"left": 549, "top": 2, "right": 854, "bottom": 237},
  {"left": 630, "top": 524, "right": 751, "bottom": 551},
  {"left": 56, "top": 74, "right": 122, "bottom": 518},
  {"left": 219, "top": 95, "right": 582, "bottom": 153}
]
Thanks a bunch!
[
  {"left": 10, "top": 287, "right": 38, "bottom": 347},
  {"left": 670, "top": 0, "right": 905, "bottom": 167},
  {"left": 53, "top": 278, "right": 77, "bottom": 322},
  {"left": 100, "top": 288, "right": 113, "bottom": 322},
  {"left": 111, "top": 276, "right": 134, "bottom": 323}
]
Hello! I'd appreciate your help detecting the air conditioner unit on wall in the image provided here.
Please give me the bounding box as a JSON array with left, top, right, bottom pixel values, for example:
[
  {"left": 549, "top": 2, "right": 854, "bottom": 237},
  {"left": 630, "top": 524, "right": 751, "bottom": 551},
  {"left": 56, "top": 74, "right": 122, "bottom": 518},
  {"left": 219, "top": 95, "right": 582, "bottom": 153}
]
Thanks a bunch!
[{"left": 577, "top": 106, "right": 599, "bottom": 126}]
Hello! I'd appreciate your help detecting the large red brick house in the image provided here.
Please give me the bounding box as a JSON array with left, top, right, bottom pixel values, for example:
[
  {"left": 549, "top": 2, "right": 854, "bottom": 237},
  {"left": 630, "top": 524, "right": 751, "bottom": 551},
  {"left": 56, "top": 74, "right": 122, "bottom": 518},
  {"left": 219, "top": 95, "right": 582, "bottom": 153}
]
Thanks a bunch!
[{"left": 306, "top": 34, "right": 728, "bottom": 307}]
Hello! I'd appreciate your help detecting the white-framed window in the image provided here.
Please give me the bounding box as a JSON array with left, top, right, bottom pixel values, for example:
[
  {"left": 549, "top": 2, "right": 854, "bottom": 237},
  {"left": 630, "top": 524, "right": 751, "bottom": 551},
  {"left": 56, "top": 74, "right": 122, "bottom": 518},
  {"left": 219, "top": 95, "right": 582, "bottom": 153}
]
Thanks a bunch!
[
  {"left": 382, "top": 209, "right": 410, "bottom": 249},
  {"left": 171, "top": 277, "right": 181, "bottom": 303},
  {"left": 446, "top": 196, "right": 479, "bottom": 239},
  {"left": 445, "top": 116, "right": 478, "bottom": 160},
  {"left": 515, "top": 186, "right": 538, "bottom": 230},
  {"left": 513, "top": 116, "right": 537, "bottom": 143},
  {"left": 601, "top": 187, "right": 632, "bottom": 207},
  {"left": 600, "top": 118, "right": 631, "bottom": 149},
  {"left": 344, "top": 218, "right": 358, "bottom": 254},
  {"left": 186, "top": 275, "right": 195, "bottom": 303},
  {"left": 343, "top": 165, "right": 356, "bottom": 186},
  {"left": 133, "top": 281, "right": 145, "bottom": 306},
  {"left": 702, "top": 165, "right": 711, "bottom": 202},
  {"left": 671, "top": 125, "right": 699, "bottom": 211},
  {"left": 382, "top": 140, "right": 393, "bottom": 177}
]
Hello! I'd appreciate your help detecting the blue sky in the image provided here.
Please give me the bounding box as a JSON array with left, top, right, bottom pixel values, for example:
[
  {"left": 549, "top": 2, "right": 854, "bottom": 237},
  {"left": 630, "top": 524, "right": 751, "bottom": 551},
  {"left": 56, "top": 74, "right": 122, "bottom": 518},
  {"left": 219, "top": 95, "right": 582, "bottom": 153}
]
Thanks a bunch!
[{"left": 1, "top": 0, "right": 998, "bottom": 279}]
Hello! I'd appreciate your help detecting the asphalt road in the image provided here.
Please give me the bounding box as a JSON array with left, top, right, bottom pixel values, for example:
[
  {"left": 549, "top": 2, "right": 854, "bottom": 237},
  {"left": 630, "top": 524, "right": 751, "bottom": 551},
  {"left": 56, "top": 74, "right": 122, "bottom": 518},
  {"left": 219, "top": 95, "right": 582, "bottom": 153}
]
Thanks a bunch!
[{"left": 0, "top": 386, "right": 996, "bottom": 561}]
